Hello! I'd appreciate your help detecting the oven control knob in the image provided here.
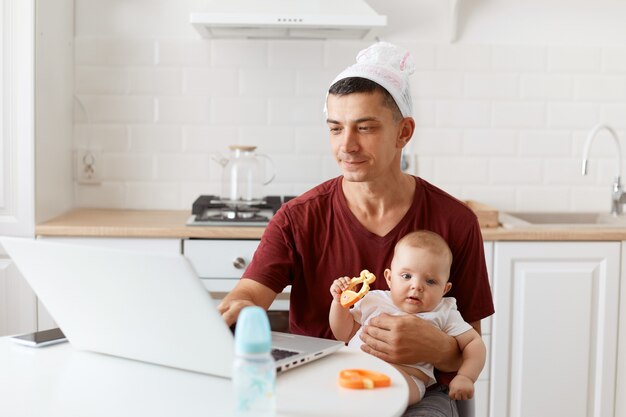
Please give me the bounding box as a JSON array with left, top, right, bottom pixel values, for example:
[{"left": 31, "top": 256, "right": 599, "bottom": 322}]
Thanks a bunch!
[{"left": 233, "top": 257, "right": 246, "bottom": 269}]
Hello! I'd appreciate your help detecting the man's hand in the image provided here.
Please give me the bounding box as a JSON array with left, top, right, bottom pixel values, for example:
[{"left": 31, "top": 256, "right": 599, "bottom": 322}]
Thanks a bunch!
[
  {"left": 217, "top": 278, "right": 278, "bottom": 327},
  {"left": 359, "top": 313, "right": 461, "bottom": 370},
  {"left": 218, "top": 298, "right": 256, "bottom": 327}
]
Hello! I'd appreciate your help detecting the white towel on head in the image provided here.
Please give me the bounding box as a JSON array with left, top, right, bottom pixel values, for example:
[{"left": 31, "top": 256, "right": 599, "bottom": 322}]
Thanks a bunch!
[{"left": 327, "top": 42, "right": 415, "bottom": 117}]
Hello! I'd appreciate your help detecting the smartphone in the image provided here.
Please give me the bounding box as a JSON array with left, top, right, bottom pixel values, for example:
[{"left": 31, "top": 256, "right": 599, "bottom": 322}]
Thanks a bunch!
[{"left": 10, "top": 327, "right": 67, "bottom": 347}]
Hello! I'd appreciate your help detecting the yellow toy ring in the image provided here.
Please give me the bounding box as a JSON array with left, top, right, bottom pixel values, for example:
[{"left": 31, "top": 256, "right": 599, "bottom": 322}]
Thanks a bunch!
[{"left": 340, "top": 269, "right": 376, "bottom": 308}]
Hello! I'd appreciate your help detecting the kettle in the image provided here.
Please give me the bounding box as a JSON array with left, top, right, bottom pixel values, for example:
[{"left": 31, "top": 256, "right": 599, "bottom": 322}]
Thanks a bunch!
[{"left": 213, "top": 146, "right": 276, "bottom": 204}]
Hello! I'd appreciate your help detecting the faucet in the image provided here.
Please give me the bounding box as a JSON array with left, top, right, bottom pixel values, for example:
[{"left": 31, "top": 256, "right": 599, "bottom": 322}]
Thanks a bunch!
[{"left": 581, "top": 123, "right": 626, "bottom": 215}]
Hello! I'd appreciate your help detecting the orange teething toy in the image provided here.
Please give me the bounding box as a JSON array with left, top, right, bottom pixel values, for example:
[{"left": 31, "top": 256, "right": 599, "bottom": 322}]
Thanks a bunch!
[
  {"left": 340, "top": 269, "right": 376, "bottom": 308},
  {"left": 338, "top": 369, "right": 391, "bottom": 389}
]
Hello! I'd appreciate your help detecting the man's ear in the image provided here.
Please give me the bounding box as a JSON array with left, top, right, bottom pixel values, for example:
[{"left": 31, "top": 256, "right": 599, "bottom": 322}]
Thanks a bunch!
[
  {"left": 396, "top": 117, "right": 415, "bottom": 149},
  {"left": 384, "top": 268, "right": 392, "bottom": 288},
  {"left": 443, "top": 282, "right": 452, "bottom": 295}
]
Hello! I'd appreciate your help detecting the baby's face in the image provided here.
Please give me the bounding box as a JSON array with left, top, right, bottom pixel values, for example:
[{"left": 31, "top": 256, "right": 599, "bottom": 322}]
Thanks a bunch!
[{"left": 384, "top": 245, "right": 451, "bottom": 314}]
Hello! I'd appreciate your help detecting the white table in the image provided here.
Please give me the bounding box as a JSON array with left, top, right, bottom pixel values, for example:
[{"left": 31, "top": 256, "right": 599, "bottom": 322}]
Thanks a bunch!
[{"left": 0, "top": 338, "right": 408, "bottom": 417}]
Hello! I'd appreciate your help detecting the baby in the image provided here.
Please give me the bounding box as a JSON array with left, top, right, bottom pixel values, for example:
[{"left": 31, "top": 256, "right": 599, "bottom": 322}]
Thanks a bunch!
[{"left": 329, "top": 230, "right": 486, "bottom": 405}]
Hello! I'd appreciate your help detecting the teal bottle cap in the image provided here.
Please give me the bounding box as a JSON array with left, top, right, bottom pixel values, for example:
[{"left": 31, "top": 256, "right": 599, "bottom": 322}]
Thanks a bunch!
[{"left": 234, "top": 306, "right": 272, "bottom": 354}]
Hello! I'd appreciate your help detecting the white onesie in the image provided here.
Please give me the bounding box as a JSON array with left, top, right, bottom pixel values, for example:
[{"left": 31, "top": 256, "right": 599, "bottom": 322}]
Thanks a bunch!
[{"left": 348, "top": 290, "right": 472, "bottom": 387}]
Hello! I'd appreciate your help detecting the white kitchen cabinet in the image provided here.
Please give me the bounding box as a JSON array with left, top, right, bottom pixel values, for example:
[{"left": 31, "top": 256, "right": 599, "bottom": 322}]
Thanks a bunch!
[
  {"left": 616, "top": 243, "right": 626, "bottom": 417},
  {"left": 184, "top": 239, "right": 260, "bottom": 286},
  {"left": 0, "top": 0, "right": 35, "bottom": 237},
  {"left": 474, "top": 241, "right": 493, "bottom": 417},
  {"left": 0, "top": 0, "right": 37, "bottom": 337},
  {"left": 183, "top": 239, "right": 290, "bottom": 311},
  {"left": 0, "top": 0, "right": 75, "bottom": 336},
  {"left": 490, "top": 241, "right": 620, "bottom": 417}
]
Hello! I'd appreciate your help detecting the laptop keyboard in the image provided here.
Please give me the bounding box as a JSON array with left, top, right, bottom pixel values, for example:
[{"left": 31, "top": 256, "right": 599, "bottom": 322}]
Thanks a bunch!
[{"left": 271, "top": 348, "right": 299, "bottom": 361}]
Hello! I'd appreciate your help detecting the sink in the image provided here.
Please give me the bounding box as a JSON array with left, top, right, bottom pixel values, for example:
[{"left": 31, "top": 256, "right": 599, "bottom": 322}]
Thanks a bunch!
[{"left": 500, "top": 211, "right": 626, "bottom": 228}]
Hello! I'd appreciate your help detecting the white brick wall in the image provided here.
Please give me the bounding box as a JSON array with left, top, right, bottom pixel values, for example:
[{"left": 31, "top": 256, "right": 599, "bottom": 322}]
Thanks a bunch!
[
  {"left": 73, "top": 1, "right": 626, "bottom": 212},
  {"left": 437, "top": 101, "right": 491, "bottom": 128},
  {"left": 548, "top": 47, "right": 602, "bottom": 73},
  {"left": 76, "top": 96, "right": 154, "bottom": 123},
  {"left": 604, "top": 47, "right": 626, "bottom": 72},
  {"left": 520, "top": 75, "right": 573, "bottom": 100}
]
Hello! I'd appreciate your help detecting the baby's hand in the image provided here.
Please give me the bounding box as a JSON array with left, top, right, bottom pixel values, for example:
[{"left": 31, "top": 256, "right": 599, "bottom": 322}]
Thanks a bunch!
[
  {"left": 330, "top": 276, "right": 352, "bottom": 302},
  {"left": 448, "top": 374, "right": 475, "bottom": 400}
]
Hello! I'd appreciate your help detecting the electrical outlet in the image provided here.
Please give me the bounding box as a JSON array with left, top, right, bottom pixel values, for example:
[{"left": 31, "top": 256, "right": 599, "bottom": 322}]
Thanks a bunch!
[{"left": 76, "top": 149, "right": 102, "bottom": 185}]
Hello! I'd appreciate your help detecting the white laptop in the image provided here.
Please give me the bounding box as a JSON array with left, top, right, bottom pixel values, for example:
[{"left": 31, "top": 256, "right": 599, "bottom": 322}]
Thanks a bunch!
[{"left": 1, "top": 237, "right": 343, "bottom": 378}]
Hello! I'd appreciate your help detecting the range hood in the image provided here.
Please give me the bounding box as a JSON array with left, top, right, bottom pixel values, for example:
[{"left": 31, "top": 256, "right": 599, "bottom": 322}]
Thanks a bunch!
[{"left": 190, "top": 0, "right": 387, "bottom": 40}]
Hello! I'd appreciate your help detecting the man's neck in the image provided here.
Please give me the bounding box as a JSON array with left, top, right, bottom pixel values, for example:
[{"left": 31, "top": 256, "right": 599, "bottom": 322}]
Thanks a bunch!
[{"left": 341, "top": 174, "right": 416, "bottom": 236}]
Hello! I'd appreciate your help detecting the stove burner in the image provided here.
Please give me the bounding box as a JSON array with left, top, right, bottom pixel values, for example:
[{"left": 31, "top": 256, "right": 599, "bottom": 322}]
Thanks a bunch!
[
  {"left": 205, "top": 212, "right": 269, "bottom": 223},
  {"left": 220, "top": 206, "right": 261, "bottom": 220},
  {"left": 188, "top": 195, "right": 296, "bottom": 226}
]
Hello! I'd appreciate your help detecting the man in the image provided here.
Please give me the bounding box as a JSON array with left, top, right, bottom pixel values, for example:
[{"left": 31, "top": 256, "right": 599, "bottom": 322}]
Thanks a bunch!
[{"left": 219, "top": 42, "right": 494, "bottom": 417}]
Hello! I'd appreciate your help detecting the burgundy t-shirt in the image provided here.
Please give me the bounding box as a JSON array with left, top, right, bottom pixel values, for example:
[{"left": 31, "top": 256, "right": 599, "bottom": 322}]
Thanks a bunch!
[{"left": 243, "top": 176, "right": 494, "bottom": 382}]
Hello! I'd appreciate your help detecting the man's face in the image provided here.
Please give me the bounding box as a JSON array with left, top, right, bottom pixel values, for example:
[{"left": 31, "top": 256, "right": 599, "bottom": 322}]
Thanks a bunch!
[{"left": 326, "top": 91, "right": 406, "bottom": 183}]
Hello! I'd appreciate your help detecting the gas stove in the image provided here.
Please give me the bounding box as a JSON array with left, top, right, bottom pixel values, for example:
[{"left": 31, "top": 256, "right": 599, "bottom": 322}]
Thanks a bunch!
[{"left": 186, "top": 195, "right": 295, "bottom": 226}]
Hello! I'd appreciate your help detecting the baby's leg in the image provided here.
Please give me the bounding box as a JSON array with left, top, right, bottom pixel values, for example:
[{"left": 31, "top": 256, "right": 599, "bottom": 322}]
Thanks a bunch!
[{"left": 394, "top": 365, "right": 426, "bottom": 405}]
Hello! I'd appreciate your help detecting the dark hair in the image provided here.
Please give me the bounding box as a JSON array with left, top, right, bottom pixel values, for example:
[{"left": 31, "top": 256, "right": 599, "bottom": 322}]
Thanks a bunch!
[{"left": 328, "top": 77, "right": 403, "bottom": 121}]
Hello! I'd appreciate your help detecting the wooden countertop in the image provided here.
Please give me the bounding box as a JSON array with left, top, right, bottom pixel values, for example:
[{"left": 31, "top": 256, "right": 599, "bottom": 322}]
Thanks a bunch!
[
  {"left": 35, "top": 208, "right": 626, "bottom": 241},
  {"left": 36, "top": 209, "right": 265, "bottom": 239}
]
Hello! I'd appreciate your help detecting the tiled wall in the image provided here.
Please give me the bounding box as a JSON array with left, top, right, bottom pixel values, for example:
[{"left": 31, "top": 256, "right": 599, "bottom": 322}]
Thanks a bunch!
[{"left": 73, "top": 1, "right": 626, "bottom": 212}]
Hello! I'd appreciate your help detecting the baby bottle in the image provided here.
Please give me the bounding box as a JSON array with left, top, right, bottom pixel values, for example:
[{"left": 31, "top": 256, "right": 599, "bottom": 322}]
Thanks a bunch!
[{"left": 233, "top": 306, "right": 276, "bottom": 417}]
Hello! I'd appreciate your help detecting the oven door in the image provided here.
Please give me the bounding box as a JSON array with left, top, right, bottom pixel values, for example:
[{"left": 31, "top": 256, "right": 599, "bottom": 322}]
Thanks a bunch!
[{"left": 183, "top": 239, "right": 290, "bottom": 332}]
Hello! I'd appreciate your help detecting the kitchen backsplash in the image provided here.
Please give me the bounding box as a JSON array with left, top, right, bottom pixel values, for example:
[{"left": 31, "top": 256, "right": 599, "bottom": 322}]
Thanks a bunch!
[{"left": 73, "top": 0, "right": 626, "bottom": 212}]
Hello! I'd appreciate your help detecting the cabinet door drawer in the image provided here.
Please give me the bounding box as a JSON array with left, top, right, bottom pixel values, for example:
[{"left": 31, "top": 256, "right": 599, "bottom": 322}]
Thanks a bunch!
[
  {"left": 184, "top": 239, "right": 260, "bottom": 279},
  {"left": 491, "top": 241, "right": 619, "bottom": 417}
]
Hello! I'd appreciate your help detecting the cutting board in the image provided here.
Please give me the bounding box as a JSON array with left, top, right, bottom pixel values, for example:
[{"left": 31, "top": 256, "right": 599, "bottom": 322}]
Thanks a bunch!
[{"left": 464, "top": 200, "right": 499, "bottom": 228}]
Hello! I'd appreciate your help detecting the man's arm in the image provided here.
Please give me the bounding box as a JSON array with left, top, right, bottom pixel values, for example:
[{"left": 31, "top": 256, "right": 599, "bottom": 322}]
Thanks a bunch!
[
  {"left": 217, "top": 278, "right": 278, "bottom": 326},
  {"left": 359, "top": 314, "right": 482, "bottom": 372}
]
